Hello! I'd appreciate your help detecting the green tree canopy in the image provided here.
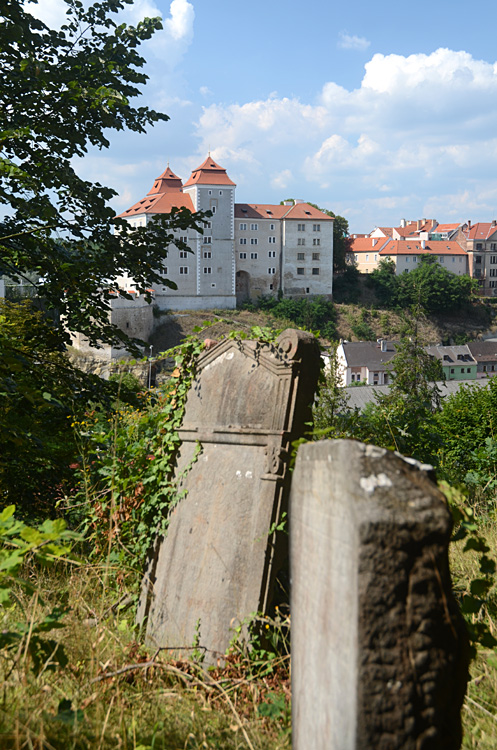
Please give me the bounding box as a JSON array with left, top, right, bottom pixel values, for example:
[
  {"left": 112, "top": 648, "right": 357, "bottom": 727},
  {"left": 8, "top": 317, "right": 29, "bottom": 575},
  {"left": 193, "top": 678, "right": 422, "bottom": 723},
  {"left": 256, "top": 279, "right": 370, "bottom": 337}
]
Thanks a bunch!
[
  {"left": 0, "top": 0, "right": 204, "bottom": 348},
  {"left": 368, "top": 254, "right": 477, "bottom": 313}
]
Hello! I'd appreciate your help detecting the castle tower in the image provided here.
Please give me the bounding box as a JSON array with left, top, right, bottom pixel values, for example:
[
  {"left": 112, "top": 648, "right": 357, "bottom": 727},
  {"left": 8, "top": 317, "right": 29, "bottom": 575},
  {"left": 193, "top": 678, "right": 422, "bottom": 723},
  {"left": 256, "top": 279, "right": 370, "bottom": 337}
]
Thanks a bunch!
[{"left": 183, "top": 157, "right": 236, "bottom": 303}]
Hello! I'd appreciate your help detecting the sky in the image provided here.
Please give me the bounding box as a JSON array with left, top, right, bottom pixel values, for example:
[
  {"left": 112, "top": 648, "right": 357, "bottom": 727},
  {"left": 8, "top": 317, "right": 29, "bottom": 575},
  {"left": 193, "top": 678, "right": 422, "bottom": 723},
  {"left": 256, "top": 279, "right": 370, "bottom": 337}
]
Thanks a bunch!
[{"left": 30, "top": 0, "right": 497, "bottom": 233}]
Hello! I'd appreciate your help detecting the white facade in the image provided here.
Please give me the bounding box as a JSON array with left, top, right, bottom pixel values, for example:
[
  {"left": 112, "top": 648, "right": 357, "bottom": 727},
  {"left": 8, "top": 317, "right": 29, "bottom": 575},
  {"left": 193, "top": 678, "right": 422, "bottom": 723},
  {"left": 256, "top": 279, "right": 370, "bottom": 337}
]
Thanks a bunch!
[{"left": 118, "top": 158, "right": 334, "bottom": 310}]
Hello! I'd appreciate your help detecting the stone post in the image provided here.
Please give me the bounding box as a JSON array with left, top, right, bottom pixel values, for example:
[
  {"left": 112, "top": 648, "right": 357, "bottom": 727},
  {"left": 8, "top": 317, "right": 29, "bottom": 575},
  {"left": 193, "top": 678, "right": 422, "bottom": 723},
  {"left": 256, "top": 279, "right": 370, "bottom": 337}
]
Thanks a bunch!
[{"left": 291, "top": 439, "right": 469, "bottom": 750}]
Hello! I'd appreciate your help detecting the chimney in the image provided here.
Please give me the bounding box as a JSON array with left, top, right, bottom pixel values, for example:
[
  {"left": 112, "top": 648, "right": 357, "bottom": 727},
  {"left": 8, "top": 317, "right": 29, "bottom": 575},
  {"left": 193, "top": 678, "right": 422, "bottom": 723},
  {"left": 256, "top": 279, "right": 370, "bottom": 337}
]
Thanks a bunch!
[
  {"left": 468, "top": 220, "right": 471, "bottom": 229},
  {"left": 421, "top": 240, "right": 426, "bottom": 249},
  {"left": 417, "top": 220, "right": 421, "bottom": 230},
  {"left": 422, "top": 218, "right": 426, "bottom": 224},
  {"left": 372, "top": 238, "right": 377, "bottom": 246},
  {"left": 492, "top": 220, "right": 496, "bottom": 227},
  {"left": 400, "top": 218, "right": 406, "bottom": 228},
  {"left": 381, "top": 340, "right": 387, "bottom": 352}
]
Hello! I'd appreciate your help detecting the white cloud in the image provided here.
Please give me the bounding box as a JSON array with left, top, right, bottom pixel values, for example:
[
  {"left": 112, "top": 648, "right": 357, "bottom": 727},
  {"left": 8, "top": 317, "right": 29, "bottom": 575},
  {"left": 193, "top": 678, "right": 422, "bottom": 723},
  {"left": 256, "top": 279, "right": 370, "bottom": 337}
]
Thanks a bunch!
[
  {"left": 271, "top": 170, "right": 293, "bottom": 190},
  {"left": 338, "top": 32, "right": 370, "bottom": 51},
  {"left": 188, "top": 47, "right": 497, "bottom": 229},
  {"left": 199, "top": 86, "right": 212, "bottom": 97},
  {"left": 164, "top": 0, "right": 194, "bottom": 42},
  {"left": 25, "top": 0, "right": 69, "bottom": 27}
]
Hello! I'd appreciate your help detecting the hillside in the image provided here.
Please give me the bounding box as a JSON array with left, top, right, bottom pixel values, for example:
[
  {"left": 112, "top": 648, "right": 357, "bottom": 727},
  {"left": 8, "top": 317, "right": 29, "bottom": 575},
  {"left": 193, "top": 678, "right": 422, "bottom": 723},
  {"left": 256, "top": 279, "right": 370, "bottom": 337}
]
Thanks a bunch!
[{"left": 149, "top": 301, "right": 497, "bottom": 355}]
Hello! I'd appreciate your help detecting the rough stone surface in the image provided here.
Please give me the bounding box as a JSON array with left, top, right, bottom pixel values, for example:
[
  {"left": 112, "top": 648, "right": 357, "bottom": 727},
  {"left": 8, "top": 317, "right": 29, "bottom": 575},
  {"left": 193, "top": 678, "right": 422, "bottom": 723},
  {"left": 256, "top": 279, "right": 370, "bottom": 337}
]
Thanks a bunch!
[
  {"left": 291, "top": 440, "right": 469, "bottom": 750},
  {"left": 140, "top": 329, "right": 321, "bottom": 663}
]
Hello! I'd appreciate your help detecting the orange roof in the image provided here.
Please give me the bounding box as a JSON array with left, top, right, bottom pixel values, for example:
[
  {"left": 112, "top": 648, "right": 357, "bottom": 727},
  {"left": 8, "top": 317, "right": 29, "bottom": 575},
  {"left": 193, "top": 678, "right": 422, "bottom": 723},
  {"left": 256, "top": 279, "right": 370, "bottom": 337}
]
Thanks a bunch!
[
  {"left": 432, "top": 223, "right": 460, "bottom": 233},
  {"left": 379, "top": 240, "right": 466, "bottom": 256},
  {"left": 467, "top": 222, "right": 497, "bottom": 240},
  {"left": 183, "top": 156, "right": 236, "bottom": 187},
  {"left": 117, "top": 191, "right": 194, "bottom": 217},
  {"left": 147, "top": 166, "right": 183, "bottom": 195},
  {"left": 394, "top": 219, "right": 437, "bottom": 237},
  {"left": 350, "top": 237, "right": 390, "bottom": 253},
  {"left": 235, "top": 202, "right": 332, "bottom": 221}
]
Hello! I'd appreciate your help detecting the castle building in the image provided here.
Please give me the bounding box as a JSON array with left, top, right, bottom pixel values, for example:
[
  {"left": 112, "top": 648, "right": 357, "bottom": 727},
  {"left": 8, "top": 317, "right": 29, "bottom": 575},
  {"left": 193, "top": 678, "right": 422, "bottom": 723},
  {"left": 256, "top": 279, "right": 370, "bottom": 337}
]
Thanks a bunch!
[{"left": 117, "top": 156, "right": 334, "bottom": 310}]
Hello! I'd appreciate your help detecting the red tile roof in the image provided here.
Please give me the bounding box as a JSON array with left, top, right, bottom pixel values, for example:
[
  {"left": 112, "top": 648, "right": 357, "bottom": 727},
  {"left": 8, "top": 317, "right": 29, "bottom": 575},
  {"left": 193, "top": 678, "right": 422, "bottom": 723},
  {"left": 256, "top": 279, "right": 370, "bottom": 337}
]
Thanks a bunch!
[
  {"left": 117, "top": 191, "right": 194, "bottom": 217},
  {"left": 467, "top": 223, "right": 497, "bottom": 241},
  {"left": 349, "top": 237, "right": 391, "bottom": 253},
  {"left": 379, "top": 240, "right": 466, "bottom": 256},
  {"left": 147, "top": 166, "right": 183, "bottom": 195},
  {"left": 432, "top": 223, "right": 461, "bottom": 233},
  {"left": 235, "top": 202, "right": 332, "bottom": 221},
  {"left": 183, "top": 156, "right": 236, "bottom": 187}
]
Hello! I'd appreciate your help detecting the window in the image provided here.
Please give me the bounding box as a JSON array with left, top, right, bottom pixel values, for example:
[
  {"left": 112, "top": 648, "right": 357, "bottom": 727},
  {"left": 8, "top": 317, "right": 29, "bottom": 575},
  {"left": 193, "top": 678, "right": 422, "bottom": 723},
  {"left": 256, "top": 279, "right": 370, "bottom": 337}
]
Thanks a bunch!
[
  {"left": 211, "top": 205, "right": 216, "bottom": 214},
  {"left": 490, "top": 268, "right": 497, "bottom": 277},
  {"left": 251, "top": 238, "right": 258, "bottom": 245},
  {"left": 219, "top": 190, "right": 223, "bottom": 195},
  {"left": 269, "top": 283, "right": 274, "bottom": 290},
  {"left": 240, "top": 238, "right": 247, "bottom": 245},
  {"left": 239, "top": 223, "right": 247, "bottom": 230},
  {"left": 298, "top": 223, "right": 305, "bottom": 231},
  {"left": 475, "top": 255, "right": 482, "bottom": 262},
  {"left": 297, "top": 267, "right": 305, "bottom": 275},
  {"left": 312, "top": 267, "right": 320, "bottom": 275},
  {"left": 211, "top": 283, "right": 216, "bottom": 288},
  {"left": 467, "top": 368, "right": 471, "bottom": 373},
  {"left": 439, "top": 256, "right": 444, "bottom": 263},
  {"left": 269, "top": 250, "right": 276, "bottom": 258},
  {"left": 413, "top": 256, "right": 417, "bottom": 262},
  {"left": 374, "top": 254, "right": 377, "bottom": 261},
  {"left": 269, "top": 236, "right": 276, "bottom": 244},
  {"left": 476, "top": 243, "right": 483, "bottom": 250},
  {"left": 492, "top": 244, "right": 497, "bottom": 251},
  {"left": 365, "top": 254, "right": 369, "bottom": 261},
  {"left": 204, "top": 221, "right": 212, "bottom": 229},
  {"left": 312, "top": 252, "right": 320, "bottom": 261},
  {"left": 179, "top": 266, "right": 188, "bottom": 274},
  {"left": 270, "top": 223, "right": 275, "bottom": 230},
  {"left": 250, "top": 223, "right": 258, "bottom": 230},
  {"left": 268, "top": 268, "right": 276, "bottom": 275},
  {"left": 450, "top": 368, "right": 455, "bottom": 374},
  {"left": 208, "top": 190, "right": 212, "bottom": 195},
  {"left": 203, "top": 267, "right": 212, "bottom": 274},
  {"left": 491, "top": 256, "right": 497, "bottom": 264},
  {"left": 179, "top": 236, "right": 188, "bottom": 243},
  {"left": 250, "top": 252, "right": 258, "bottom": 259},
  {"left": 298, "top": 238, "right": 305, "bottom": 246},
  {"left": 179, "top": 251, "right": 188, "bottom": 258},
  {"left": 313, "top": 224, "right": 321, "bottom": 231},
  {"left": 203, "top": 251, "right": 212, "bottom": 259},
  {"left": 406, "top": 257, "right": 410, "bottom": 262},
  {"left": 203, "top": 236, "right": 212, "bottom": 244},
  {"left": 239, "top": 252, "right": 247, "bottom": 259},
  {"left": 164, "top": 267, "right": 168, "bottom": 274},
  {"left": 297, "top": 252, "right": 305, "bottom": 260},
  {"left": 313, "top": 238, "right": 320, "bottom": 246}
]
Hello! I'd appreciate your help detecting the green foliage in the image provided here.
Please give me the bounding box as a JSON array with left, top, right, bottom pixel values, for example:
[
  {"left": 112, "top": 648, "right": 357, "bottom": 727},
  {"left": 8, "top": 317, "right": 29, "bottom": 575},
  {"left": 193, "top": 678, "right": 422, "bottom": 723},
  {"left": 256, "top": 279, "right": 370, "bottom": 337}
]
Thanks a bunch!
[
  {"left": 436, "top": 378, "right": 497, "bottom": 510},
  {"left": 349, "top": 308, "right": 375, "bottom": 340},
  {"left": 0, "top": 299, "right": 114, "bottom": 511},
  {"left": 313, "top": 344, "right": 362, "bottom": 439},
  {"left": 244, "top": 295, "right": 337, "bottom": 339},
  {"left": 0, "top": 505, "right": 78, "bottom": 674},
  {"left": 369, "top": 255, "right": 478, "bottom": 313},
  {"left": 332, "top": 264, "right": 360, "bottom": 303},
  {"left": 74, "top": 336, "right": 206, "bottom": 565},
  {"left": 442, "top": 483, "right": 497, "bottom": 654},
  {"left": 0, "top": 0, "right": 206, "bottom": 349}
]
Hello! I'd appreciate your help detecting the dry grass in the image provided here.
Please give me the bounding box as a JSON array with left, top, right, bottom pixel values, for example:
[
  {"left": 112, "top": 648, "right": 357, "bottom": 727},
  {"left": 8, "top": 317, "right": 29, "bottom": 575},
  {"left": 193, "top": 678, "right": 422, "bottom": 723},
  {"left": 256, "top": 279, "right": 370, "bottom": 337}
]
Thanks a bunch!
[{"left": 0, "top": 564, "right": 291, "bottom": 750}]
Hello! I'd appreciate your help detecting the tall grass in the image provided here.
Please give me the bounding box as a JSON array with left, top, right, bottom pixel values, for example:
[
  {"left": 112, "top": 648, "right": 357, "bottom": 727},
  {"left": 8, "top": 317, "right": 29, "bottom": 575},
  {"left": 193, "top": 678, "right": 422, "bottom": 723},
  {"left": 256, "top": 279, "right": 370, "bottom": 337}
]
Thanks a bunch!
[
  {"left": 451, "top": 516, "right": 497, "bottom": 748},
  {"left": 0, "top": 562, "right": 291, "bottom": 750}
]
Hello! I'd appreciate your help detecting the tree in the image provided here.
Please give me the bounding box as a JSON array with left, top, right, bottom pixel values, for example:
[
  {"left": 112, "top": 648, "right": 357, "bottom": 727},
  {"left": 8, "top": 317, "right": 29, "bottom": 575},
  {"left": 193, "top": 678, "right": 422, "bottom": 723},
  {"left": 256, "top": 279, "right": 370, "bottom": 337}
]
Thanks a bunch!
[
  {"left": 355, "top": 325, "right": 445, "bottom": 463},
  {"left": 0, "top": 0, "right": 204, "bottom": 348},
  {"left": 0, "top": 0, "right": 205, "bottom": 508},
  {"left": 368, "top": 258, "right": 398, "bottom": 307},
  {"left": 397, "top": 255, "right": 477, "bottom": 313}
]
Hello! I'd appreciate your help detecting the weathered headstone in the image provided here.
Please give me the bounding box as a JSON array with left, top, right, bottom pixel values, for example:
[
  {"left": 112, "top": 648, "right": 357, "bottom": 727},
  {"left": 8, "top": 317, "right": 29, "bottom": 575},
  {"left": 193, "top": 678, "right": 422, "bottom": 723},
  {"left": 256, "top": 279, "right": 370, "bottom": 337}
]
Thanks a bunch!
[
  {"left": 140, "top": 329, "right": 320, "bottom": 663},
  {"left": 291, "top": 440, "right": 469, "bottom": 750}
]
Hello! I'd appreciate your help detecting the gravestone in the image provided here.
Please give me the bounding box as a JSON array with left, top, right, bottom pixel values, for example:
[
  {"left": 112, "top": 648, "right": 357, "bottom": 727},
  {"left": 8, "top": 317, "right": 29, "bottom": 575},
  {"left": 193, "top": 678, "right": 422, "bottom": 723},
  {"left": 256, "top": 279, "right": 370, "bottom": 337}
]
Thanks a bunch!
[
  {"left": 140, "top": 329, "right": 320, "bottom": 663},
  {"left": 291, "top": 439, "right": 469, "bottom": 750}
]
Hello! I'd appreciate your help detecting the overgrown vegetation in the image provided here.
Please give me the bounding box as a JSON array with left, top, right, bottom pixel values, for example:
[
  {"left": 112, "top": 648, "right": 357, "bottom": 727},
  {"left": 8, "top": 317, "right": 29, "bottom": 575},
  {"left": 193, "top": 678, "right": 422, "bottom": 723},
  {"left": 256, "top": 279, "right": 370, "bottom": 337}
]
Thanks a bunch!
[{"left": 242, "top": 295, "right": 337, "bottom": 339}]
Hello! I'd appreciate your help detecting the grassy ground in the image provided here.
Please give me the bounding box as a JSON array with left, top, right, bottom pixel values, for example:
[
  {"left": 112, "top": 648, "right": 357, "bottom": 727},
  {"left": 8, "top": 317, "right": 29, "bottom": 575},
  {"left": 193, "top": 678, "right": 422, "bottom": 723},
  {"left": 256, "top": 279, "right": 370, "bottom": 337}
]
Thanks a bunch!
[
  {"left": 2, "top": 514, "right": 497, "bottom": 748},
  {"left": 450, "top": 516, "right": 497, "bottom": 748},
  {"left": 0, "top": 564, "right": 291, "bottom": 750}
]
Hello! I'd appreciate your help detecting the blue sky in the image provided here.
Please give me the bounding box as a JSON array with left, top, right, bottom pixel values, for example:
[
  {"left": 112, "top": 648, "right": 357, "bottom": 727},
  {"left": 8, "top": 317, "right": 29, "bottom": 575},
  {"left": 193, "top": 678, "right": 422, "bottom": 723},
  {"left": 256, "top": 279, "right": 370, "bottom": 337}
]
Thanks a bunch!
[{"left": 33, "top": 0, "right": 497, "bottom": 232}]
